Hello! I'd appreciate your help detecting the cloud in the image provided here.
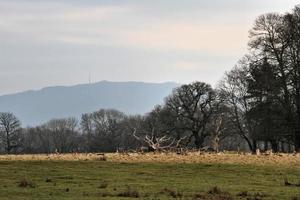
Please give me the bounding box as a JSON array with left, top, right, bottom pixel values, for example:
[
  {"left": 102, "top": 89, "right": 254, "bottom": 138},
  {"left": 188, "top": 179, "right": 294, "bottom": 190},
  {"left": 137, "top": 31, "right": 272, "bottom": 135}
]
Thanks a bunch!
[
  {"left": 120, "top": 21, "right": 248, "bottom": 54},
  {"left": 0, "top": 0, "right": 295, "bottom": 54},
  {"left": 174, "top": 62, "right": 200, "bottom": 70},
  {"left": 61, "top": 6, "right": 132, "bottom": 21},
  {"left": 0, "top": 0, "right": 299, "bottom": 95},
  {"left": 0, "top": 1, "right": 134, "bottom": 42}
]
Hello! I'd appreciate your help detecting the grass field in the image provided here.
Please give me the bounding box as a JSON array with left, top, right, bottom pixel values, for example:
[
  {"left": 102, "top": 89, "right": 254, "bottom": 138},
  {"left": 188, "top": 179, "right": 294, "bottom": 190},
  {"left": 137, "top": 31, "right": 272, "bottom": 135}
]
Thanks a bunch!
[{"left": 0, "top": 153, "right": 299, "bottom": 200}]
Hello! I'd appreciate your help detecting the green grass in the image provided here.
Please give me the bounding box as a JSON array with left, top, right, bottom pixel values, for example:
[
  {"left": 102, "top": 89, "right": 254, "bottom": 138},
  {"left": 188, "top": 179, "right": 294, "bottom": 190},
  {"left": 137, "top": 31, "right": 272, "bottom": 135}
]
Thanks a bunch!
[{"left": 0, "top": 161, "right": 299, "bottom": 199}]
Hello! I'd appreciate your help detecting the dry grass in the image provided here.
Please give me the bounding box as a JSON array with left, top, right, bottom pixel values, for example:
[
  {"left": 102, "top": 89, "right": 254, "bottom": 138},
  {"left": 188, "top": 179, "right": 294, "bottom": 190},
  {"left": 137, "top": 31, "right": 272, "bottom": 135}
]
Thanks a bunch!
[{"left": 0, "top": 152, "right": 299, "bottom": 167}]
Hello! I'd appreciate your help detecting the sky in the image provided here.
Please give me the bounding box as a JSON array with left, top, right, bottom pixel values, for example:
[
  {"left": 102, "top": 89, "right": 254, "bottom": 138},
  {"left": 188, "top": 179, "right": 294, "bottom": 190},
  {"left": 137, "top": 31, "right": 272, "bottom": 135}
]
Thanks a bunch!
[{"left": 0, "top": 0, "right": 298, "bottom": 95}]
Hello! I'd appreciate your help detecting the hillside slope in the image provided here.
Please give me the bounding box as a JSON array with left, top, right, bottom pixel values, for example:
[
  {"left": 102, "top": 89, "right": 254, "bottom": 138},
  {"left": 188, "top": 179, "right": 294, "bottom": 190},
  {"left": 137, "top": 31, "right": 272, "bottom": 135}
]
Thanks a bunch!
[{"left": 0, "top": 81, "right": 179, "bottom": 126}]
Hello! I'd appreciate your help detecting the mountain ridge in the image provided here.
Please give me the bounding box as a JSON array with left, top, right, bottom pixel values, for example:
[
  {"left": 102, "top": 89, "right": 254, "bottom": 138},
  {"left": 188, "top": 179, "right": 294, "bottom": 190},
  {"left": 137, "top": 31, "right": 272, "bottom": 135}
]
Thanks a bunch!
[{"left": 0, "top": 81, "right": 179, "bottom": 126}]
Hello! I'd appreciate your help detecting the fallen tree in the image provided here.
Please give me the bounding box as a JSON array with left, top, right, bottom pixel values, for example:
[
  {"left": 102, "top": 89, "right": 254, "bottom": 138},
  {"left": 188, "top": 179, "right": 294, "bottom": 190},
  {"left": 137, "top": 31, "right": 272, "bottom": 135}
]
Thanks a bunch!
[{"left": 132, "top": 129, "right": 186, "bottom": 152}]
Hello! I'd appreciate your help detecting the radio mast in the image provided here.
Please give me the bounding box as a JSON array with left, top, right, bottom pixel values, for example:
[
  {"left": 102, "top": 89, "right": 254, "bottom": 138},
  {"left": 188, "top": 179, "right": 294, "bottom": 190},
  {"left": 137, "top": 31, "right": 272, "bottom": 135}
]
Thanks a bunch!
[{"left": 89, "top": 72, "right": 91, "bottom": 85}]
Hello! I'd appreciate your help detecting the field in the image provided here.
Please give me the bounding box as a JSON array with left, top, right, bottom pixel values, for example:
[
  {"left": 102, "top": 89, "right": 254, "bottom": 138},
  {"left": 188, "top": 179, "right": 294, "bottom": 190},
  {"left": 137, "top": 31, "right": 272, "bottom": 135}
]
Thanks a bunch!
[{"left": 0, "top": 153, "right": 299, "bottom": 200}]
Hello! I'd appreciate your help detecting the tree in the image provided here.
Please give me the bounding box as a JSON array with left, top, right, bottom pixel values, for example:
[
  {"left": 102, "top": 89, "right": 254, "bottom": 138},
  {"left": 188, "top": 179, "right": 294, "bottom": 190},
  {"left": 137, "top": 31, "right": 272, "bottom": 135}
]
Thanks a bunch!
[
  {"left": 81, "top": 109, "right": 126, "bottom": 152},
  {"left": 283, "top": 7, "right": 300, "bottom": 150},
  {"left": 218, "top": 61, "right": 258, "bottom": 152},
  {"left": 117, "top": 115, "right": 143, "bottom": 151},
  {"left": 21, "top": 127, "right": 47, "bottom": 154},
  {"left": 81, "top": 113, "right": 93, "bottom": 152},
  {"left": 0, "top": 112, "right": 22, "bottom": 153},
  {"left": 165, "top": 82, "right": 216, "bottom": 148},
  {"left": 246, "top": 58, "right": 289, "bottom": 152},
  {"left": 131, "top": 105, "right": 187, "bottom": 151},
  {"left": 248, "top": 8, "right": 300, "bottom": 151},
  {"left": 45, "top": 117, "right": 79, "bottom": 153},
  {"left": 207, "top": 101, "right": 233, "bottom": 152}
]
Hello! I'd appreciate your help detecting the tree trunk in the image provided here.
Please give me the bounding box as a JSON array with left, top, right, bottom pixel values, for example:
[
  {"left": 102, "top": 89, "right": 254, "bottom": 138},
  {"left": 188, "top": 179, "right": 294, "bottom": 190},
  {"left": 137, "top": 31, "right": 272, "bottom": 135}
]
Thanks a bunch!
[
  {"left": 295, "top": 92, "right": 300, "bottom": 152},
  {"left": 264, "top": 140, "right": 268, "bottom": 151},
  {"left": 295, "top": 128, "right": 300, "bottom": 152},
  {"left": 6, "top": 132, "right": 11, "bottom": 154},
  {"left": 212, "top": 135, "right": 220, "bottom": 152},
  {"left": 270, "top": 140, "right": 278, "bottom": 153},
  {"left": 252, "top": 140, "right": 257, "bottom": 154},
  {"left": 242, "top": 135, "right": 254, "bottom": 153},
  {"left": 288, "top": 142, "right": 292, "bottom": 153},
  {"left": 294, "top": 77, "right": 300, "bottom": 152},
  {"left": 194, "top": 132, "right": 204, "bottom": 149}
]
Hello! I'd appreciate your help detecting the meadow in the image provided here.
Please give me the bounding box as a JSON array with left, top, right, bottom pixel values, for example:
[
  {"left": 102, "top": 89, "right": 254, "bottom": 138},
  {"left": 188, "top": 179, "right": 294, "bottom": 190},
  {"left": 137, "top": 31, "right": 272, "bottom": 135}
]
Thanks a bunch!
[{"left": 0, "top": 153, "right": 299, "bottom": 200}]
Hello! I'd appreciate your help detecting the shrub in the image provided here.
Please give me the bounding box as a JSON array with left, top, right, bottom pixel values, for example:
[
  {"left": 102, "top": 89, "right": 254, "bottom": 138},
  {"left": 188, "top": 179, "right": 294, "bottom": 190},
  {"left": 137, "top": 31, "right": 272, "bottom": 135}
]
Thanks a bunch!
[
  {"left": 18, "top": 178, "right": 36, "bottom": 188},
  {"left": 98, "top": 181, "right": 108, "bottom": 189},
  {"left": 193, "top": 186, "right": 233, "bottom": 200},
  {"left": 117, "top": 186, "right": 139, "bottom": 198},
  {"left": 161, "top": 188, "right": 183, "bottom": 198}
]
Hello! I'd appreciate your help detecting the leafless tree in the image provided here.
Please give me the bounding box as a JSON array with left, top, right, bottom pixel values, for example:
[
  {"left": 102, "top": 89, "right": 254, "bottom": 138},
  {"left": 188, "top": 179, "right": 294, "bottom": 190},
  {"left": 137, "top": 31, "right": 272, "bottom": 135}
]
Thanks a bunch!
[
  {"left": 218, "top": 62, "right": 259, "bottom": 153},
  {"left": 45, "top": 117, "right": 79, "bottom": 153},
  {"left": 132, "top": 128, "right": 186, "bottom": 152},
  {"left": 0, "top": 112, "right": 22, "bottom": 153},
  {"left": 247, "top": 9, "right": 300, "bottom": 151},
  {"left": 81, "top": 113, "right": 93, "bottom": 151},
  {"left": 165, "top": 82, "right": 216, "bottom": 148},
  {"left": 81, "top": 109, "right": 126, "bottom": 152}
]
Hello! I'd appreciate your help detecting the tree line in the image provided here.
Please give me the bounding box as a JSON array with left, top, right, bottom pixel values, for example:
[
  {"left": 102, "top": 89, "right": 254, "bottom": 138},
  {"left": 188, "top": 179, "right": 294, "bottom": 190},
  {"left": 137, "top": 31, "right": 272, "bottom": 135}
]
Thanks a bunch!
[{"left": 1, "top": 6, "right": 300, "bottom": 154}]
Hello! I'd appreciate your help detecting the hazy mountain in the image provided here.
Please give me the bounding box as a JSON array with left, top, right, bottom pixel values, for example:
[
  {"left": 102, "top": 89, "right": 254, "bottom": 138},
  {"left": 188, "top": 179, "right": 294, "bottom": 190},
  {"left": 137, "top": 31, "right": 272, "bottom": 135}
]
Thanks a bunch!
[{"left": 0, "top": 81, "right": 179, "bottom": 126}]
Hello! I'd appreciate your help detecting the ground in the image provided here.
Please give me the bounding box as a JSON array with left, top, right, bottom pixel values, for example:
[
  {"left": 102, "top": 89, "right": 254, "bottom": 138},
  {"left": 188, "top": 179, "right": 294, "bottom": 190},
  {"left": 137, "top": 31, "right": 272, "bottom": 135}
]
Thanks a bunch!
[{"left": 0, "top": 153, "right": 299, "bottom": 200}]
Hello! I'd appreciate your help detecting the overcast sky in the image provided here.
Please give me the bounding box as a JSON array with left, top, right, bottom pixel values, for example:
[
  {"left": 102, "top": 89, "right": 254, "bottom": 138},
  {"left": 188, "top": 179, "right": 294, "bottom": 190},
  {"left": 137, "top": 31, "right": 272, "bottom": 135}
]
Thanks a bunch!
[{"left": 0, "top": 0, "right": 298, "bottom": 95}]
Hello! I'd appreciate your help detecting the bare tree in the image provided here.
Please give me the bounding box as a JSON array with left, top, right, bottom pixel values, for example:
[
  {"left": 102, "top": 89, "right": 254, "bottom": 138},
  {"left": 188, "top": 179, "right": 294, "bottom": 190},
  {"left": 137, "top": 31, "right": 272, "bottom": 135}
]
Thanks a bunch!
[
  {"left": 247, "top": 9, "right": 300, "bottom": 151},
  {"left": 117, "top": 115, "right": 143, "bottom": 151},
  {"left": 208, "top": 106, "right": 232, "bottom": 152},
  {"left": 165, "top": 82, "right": 216, "bottom": 148},
  {"left": 81, "top": 109, "right": 126, "bottom": 152},
  {"left": 45, "top": 117, "right": 79, "bottom": 153},
  {"left": 218, "top": 62, "right": 260, "bottom": 153},
  {"left": 81, "top": 113, "right": 93, "bottom": 152},
  {"left": 132, "top": 129, "right": 186, "bottom": 152},
  {"left": 0, "top": 112, "right": 22, "bottom": 153}
]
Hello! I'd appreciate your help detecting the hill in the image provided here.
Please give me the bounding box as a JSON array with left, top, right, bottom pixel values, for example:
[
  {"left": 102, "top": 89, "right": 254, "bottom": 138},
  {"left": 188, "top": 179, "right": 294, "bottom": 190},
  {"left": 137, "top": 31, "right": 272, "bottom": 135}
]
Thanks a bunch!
[{"left": 0, "top": 81, "right": 179, "bottom": 126}]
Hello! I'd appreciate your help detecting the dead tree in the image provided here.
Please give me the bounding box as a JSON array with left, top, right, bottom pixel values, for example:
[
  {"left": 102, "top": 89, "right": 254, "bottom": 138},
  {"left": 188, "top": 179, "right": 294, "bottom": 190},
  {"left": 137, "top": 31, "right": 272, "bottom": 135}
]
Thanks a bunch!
[
  {"left": 132, "top": 129, "right": 186, "bottom": 152},
  {"left": 211, "top": 114, "right": 226, "bottom": 153}
]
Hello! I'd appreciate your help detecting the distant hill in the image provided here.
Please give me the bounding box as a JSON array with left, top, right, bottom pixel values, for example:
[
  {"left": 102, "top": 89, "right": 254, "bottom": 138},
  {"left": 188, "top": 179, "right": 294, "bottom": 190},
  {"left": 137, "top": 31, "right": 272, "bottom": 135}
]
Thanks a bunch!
[{"left": 0, "top": 81, "right": 179, "bottom": 126}]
